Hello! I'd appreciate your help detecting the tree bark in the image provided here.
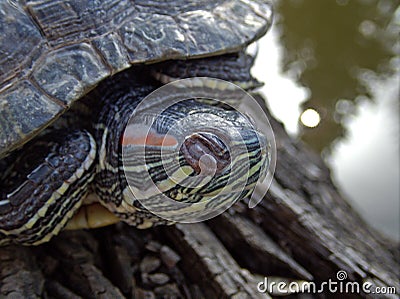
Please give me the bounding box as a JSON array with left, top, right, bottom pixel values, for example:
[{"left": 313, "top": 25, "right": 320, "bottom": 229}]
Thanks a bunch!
[{"left": 1, "top": 94, "right": 398, "bottom": 299}]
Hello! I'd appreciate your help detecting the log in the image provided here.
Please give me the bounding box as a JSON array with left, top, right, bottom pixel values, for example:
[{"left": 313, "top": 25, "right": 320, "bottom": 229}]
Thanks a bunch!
[{"left": 1, "top": 94, "right": 398, "bottom": 298}]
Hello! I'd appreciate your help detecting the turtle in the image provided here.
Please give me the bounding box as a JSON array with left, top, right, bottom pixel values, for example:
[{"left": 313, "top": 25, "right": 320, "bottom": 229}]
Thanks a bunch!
[{"left": 0, "top": 0, "right": 273, "bottom": 245}]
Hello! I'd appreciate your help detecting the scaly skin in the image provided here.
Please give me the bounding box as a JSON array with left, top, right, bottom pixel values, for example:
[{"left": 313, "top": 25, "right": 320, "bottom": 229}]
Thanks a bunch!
[{"left": 0, "top": 56, "right": 267, "bottom": 245}]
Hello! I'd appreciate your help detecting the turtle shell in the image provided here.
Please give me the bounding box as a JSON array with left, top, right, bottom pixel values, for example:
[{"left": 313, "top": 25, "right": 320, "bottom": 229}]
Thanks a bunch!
[{"left": 0, "top": 0, "right": 272, "bottom": 158}]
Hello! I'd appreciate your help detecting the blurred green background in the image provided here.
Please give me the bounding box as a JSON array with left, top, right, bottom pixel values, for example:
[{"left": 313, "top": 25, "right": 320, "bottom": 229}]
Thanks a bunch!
[{"left": 253, "top": 0, "right": 399, "bottom": 240}]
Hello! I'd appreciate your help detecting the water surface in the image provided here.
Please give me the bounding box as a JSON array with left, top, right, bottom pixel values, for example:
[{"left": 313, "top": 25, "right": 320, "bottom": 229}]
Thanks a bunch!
[{"left": 253, "top": 0, "right": 399, "bottom": 240}]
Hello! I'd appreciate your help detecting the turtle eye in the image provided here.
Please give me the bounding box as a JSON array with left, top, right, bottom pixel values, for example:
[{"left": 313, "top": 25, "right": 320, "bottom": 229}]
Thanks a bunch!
[{"left": 180, "top": 132, "right": 230, "bottom": 176}]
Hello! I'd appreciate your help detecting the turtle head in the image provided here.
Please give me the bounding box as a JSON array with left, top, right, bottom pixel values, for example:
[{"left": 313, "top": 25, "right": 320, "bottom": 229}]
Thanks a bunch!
[{"left": 121, "top": 98, "right": 269, "bottom": 224}]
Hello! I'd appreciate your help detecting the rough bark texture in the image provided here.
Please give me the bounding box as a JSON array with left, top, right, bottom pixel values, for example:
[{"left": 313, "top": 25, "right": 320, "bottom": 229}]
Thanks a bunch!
[{"left": 1, "top": 95, "right": 398, "bottom": 299}]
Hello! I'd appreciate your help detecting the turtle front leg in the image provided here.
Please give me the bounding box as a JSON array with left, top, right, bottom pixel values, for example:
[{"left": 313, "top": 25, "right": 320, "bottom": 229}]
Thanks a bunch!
[{"left": 0, "top": 130, "right": 96, "bottom": 246}]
